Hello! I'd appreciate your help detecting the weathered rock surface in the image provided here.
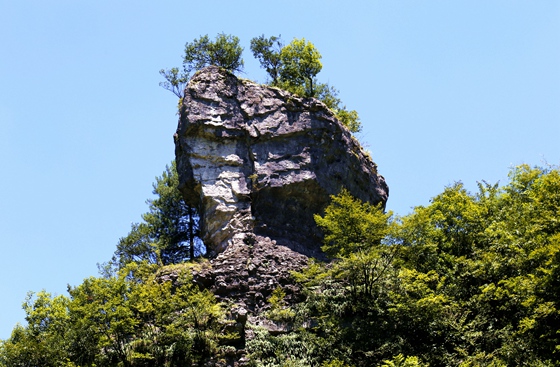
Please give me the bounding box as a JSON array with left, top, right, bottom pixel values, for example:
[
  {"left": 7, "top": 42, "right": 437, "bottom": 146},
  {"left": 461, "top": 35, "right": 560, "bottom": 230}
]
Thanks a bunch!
[
  {"left": 175, "top": 66, "right": 389, "bottom": 258},
  {"left": 190, "top": 233, "right": 308, "bottom": 312}
]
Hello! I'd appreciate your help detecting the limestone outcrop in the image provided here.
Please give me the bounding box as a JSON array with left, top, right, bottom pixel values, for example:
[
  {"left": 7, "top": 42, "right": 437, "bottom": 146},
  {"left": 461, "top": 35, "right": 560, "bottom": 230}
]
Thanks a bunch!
[{"left": 174, "top": 66, "right": 388, "bottom": 258}]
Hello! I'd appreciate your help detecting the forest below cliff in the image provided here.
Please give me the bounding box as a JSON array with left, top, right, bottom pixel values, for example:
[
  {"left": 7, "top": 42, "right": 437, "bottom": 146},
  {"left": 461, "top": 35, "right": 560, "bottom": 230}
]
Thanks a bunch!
[{"left": 1, "top": 163, "right": 559, "bottom": 367}]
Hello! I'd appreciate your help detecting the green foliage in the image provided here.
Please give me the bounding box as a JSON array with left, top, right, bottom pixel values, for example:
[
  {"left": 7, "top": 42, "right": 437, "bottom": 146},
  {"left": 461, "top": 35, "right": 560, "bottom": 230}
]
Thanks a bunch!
[
  {"left": 292, "top": 165, "right": 560, "bottom": 367},
  {"left": 0, "top": 292, "right": 73, "bottom": 367},
  {"left": 250, "top": 34, "right": 283, "bottom": 84},
  {"left": 314, "top": 83, "right": 361, "bottom": 133},
  {"left": 245, "top": 326, "right": 324, "bottom": 367},
  {"left": 322, "top": 360, "right": 352, "bottom": 367},
  {"left": 333, "top": 108, "right": 361, "bottom": 133},
  {"left": 278, "top": 38, "right": 322, "bottom": 97},
  {"left": 158, "top": 67, "right": 189, "bottom": 98},
  {"left": 380, "top": 354, "right": 427, "bottom": 367},
  {"left": 112, "top": 161, "right": 201, "bottom": 268},
  {"left": 267, "top": 287, "right": 296, "bottom": 323},
  {"left": 183, "top": 33, "right": 244, "bottom": 73},
  {"left": 67, "top": 270, "right": 140, "bottom": 366},
  {"left": 393, "top": 166, "right": 560, "bottom": 365},
  {"left": 250, "top": 35, "right": 362, "bottom": 133},
  {"left": 314, "top": 188, "right": 392, "bottom": 258},
  {"left": 160, "top": 33, "right": 243, "bottom": 101},
  {"left": 1, "top": 262, "right": 228, "bottom": 367}
]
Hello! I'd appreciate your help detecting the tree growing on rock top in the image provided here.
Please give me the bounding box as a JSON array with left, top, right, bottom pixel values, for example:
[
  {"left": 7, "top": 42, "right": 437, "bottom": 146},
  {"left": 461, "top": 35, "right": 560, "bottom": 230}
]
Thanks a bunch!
[
  {"left": 160, "top": 33, "right": 244, "bottom": 99},
  {"left": 250, "top": 35, "right": 362, "bottom": 133},
  {"left": 183, "top": 33, "right": 244, "bottom": 74},
  {"left": 250, "top": 34, "right": 284, "bottom": 85},
  {"left": 159, "top": 67, "right": 189, "bottom": 98},
  {"left": 251, "top": 35, "right": 322, "bottom": 97},
  {"left": 278, "top": 37, "right": 323, "bottom": 98}
]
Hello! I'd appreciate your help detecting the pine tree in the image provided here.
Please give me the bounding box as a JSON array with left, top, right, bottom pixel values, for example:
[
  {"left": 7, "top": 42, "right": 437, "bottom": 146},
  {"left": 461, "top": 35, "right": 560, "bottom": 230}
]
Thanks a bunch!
[{"left": 112, "top": 161, "right": 201, "bottom": 268}]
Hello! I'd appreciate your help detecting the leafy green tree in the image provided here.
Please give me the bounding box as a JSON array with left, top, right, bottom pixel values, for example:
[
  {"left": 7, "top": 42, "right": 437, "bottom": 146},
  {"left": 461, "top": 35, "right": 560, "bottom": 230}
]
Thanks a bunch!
[
  {"left": 112, "top": 161, "right": 201, "bottom": 269},
  {"left": 314, "top": 189, "right": 392, "bottom": 258},
  {"left": 245, "top": 325, "right": 330, "bottom": 367},
  {"left": 278, "top": 38, "right": 322, "bottom": 98},
  {"left": 68, "top": 273, "right": 139, "bottom": 366},
  {"left": 251, "top": 36, "right": 322, "bottom": 98},
  {"left": 286, "top": 190, "right": 400, "bottom": 366},
  {"left": 250, "top": 34, "right": 284, "bottom": 84},
  {"left": 67, "top": 262, "right": 225, "bottom": 367},
  {"left": 183, "top": 33, "right": 244, "bottom": 74},
  {"left": 160, "top": 33, "right": 243, "bottom": 101},
  {"left": 0, "top": 261, "right": 228, "bottom": 367},
  {"left": 332, "top": 107, "right": 361, "bottom": 133},
  {"left": 380, "top": 354, "right": 427, "bottom": 367},
  {"left": 314, "top": 83, "right": 362, "bottom": 133},
  {"left": 251, "top": 35, "right": 361, "bottom": 132},
  {"left": 393, "top": 165, "right": 560, "bottom": 366},
  {"left": 0, "top": 292, "right": 72, "bottom": 367},
  {"left": 250, "top": 35, "right": 319, "bottom": 95},
  {"left": 159, "top": 67, "right": 189, "bottom": 99}
]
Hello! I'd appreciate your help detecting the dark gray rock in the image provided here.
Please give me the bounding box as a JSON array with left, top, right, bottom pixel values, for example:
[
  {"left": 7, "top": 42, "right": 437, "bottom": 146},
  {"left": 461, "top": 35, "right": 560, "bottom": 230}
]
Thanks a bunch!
[
  {"left": 175, "top": 65, "right": 389, "bottom": 258},
  {"left": 191, "top": 233, "right": 308, "bottom": 313}
]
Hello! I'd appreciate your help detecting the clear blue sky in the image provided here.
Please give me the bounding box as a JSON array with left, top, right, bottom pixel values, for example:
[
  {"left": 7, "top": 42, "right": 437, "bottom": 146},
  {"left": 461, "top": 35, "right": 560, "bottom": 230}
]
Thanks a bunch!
[{"left": 1, "top": 1, "right": 558, "bottom": 339}]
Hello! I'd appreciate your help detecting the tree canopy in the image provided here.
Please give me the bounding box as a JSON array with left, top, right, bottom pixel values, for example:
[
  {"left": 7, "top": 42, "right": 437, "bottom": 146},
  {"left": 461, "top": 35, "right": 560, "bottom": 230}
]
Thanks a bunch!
[
  {"left": 314, "top": 188, "right": 392, "bottom": 258},
  {"left": 159, "top": 33, "right": 244, "bottom": 100},
  {"left": 111, "top": 161, "right": 201, "bottom": 269},
  {"left": 158, "top": 67, "right": 189, "bottom": 99},
  {"left": 0, "top": 262, "right": 227, "bottom": 367},
  {"left": 278, "top": 37, "right": 323, "bottom": 98},
  {"left": 282, "top": 164, "right": 560, "bottom": 367},
  {"left": 249, "top": 34, "right": 283, "bottom": 85},
  {"left": 183, "top": 33, "right": 244, "bottom": 74},
  {"left": 250, "top": 35, "right": 322, "bottom": 97}
]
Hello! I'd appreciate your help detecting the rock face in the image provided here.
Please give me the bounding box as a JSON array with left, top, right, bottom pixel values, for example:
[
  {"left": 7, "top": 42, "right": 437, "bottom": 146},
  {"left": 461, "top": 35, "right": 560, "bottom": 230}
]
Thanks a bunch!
[
  {"left": 175, "top": 66, "right": 388, "bottom": 258},
  {"left": 190, "top": 233, "right": 308, "bottom": 312}
]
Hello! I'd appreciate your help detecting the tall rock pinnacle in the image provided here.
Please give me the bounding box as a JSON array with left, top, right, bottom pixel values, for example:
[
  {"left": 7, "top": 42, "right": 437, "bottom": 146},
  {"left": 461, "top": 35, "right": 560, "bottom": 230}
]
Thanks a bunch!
[{"left": 174, "top": 66, "right": 388, "bottom": 257}]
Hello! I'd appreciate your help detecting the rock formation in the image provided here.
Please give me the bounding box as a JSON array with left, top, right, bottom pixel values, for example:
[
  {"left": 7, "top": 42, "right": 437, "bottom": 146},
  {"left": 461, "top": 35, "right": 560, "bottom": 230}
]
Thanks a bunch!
[{"left": 174, "top": 66, "right": 389, "bottom": 259}]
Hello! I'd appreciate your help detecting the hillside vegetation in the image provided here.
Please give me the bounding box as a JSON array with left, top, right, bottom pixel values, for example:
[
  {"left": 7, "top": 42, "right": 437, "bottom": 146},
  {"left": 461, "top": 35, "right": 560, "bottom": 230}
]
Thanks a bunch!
[{"left": 1, "top": 164, "right": 559, "bottom": 366}]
